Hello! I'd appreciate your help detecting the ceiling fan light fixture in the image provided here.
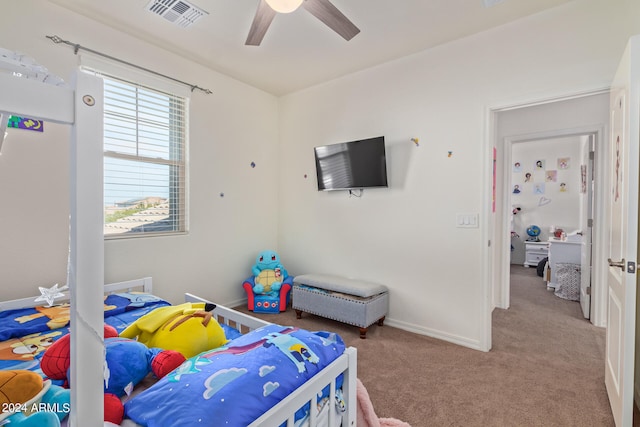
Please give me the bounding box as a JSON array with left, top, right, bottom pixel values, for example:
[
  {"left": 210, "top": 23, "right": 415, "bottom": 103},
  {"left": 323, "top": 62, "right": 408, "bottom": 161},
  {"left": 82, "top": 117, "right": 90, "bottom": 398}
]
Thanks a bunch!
[{"left": 265, "top": 0, "right": 303, "bottom": 14}]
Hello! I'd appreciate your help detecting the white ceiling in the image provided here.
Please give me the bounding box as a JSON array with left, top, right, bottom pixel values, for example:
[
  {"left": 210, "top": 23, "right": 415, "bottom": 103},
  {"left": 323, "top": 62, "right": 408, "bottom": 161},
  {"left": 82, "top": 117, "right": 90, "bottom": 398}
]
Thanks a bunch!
[{"left": 48, "top": 0, "right": 574, "bottom": 96}]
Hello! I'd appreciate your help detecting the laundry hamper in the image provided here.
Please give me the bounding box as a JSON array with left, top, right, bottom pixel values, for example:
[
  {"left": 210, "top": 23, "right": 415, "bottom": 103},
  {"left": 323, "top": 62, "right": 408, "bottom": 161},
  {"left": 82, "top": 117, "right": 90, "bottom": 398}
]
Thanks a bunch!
[{"left": 554, "top": 263, "right": 580, "bottom": 301}]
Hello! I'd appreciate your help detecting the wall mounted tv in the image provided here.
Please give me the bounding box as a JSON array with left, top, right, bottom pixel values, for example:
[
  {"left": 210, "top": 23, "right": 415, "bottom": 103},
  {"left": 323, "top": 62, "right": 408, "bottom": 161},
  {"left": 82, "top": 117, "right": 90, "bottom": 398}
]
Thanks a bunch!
[{"left": 314, "top": 136, "right": 388, "bottom": 191}]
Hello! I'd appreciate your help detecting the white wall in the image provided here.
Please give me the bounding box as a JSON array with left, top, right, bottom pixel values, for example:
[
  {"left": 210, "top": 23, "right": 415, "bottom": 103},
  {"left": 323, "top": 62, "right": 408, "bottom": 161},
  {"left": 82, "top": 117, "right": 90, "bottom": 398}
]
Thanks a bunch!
[
  {"left": 2, "top": 0, "right": 639, "bottom": 351},
  {"left": 277, "top": 0, "right": 640, "bottom": 349},
  {"left": 0, "top": 0, "right": 280, "bottom": 305},
  {"left": 510, "top": 136, "right": 586, "bottom": 264}
]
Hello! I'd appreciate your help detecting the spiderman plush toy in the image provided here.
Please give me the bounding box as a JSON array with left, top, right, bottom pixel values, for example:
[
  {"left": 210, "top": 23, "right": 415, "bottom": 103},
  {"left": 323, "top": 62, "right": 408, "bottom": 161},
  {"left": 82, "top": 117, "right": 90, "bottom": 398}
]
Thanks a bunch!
[{"left": 41, "top": 325, "right": 185, "bottom": 425}]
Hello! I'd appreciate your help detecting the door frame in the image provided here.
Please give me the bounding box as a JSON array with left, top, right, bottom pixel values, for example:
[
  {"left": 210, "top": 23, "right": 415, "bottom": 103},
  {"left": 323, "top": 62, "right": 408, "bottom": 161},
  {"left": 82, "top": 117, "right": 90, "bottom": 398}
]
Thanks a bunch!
[{"left": 485, "top": 89, "right": 610, "bottom": 340}]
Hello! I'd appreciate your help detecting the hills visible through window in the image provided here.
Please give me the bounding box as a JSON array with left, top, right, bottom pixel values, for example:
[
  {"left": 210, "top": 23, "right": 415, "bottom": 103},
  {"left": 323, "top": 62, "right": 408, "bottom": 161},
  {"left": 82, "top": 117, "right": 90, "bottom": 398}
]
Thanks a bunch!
[{"left": 101, "top": 76, "right": 187, "bottom": 237}]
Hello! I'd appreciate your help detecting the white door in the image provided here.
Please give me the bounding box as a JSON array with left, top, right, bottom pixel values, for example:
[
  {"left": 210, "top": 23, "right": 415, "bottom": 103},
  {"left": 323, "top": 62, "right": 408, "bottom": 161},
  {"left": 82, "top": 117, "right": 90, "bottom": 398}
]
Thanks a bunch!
[{"left": 605, "top": 35, "right": 639, "bottom": 427}]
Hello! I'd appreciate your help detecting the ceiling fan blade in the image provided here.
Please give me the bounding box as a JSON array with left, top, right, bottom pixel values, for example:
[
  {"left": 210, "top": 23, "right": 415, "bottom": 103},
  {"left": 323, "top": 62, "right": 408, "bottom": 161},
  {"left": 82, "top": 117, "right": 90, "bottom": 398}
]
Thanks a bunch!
[
  {"left": 302, "top": 0, "right": 360, "bottom": 41},
  {"left": 246, "top": 0, "right": 277, "bottom": 46}
]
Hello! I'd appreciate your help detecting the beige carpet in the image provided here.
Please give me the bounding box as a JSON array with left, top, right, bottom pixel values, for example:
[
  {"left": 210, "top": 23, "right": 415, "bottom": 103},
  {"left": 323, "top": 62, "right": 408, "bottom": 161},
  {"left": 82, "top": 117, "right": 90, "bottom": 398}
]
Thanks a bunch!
[{"left": 235, "top": 265, "right": 614, "bottom": 426}]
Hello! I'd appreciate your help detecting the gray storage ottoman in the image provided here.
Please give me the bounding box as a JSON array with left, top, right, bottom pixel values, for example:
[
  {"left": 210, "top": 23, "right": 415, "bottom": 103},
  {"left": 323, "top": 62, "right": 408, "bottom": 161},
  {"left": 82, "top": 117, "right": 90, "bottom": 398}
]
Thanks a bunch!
[{"left": 292, "top": 274, "right": 389, "bottom": 339}]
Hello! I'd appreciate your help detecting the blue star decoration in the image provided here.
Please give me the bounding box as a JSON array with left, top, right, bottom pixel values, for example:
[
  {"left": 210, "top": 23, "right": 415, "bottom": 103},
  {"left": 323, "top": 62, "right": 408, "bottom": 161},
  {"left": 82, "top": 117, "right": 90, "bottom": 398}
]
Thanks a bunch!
[{"left": 35, "top": 283, "right": 69, "bottom": 307}]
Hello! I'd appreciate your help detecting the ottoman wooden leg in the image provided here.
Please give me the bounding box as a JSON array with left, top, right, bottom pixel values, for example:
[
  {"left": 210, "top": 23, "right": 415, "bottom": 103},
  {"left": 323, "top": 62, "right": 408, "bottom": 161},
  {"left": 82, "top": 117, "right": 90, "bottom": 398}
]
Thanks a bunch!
[
  {"left": 295, "top": 309, "right": 303, "bottom": 319},
  {"left": 378, "top": 316, "right": 385, "bottom": 326},
  {"left": 359, "top": 327, "right": 368, "bottom": 339}
]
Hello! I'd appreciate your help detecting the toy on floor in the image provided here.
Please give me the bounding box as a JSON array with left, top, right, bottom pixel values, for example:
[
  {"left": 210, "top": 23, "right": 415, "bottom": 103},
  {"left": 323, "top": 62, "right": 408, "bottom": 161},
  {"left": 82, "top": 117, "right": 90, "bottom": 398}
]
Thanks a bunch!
[
  {"left": 252, "top": 250, "right": 288, "bottom": 294},
  {"left": 41, "top": 325, "right": 186, "bottom": 425},
  {"left": 242, "top": 250, "right": 293, "bottom": 313},
  {"left": 0, "top": 369, "right": 70, "bottom": 427},
  {"left": 119, "top": 302, "right": 227, "bottom": 359}
]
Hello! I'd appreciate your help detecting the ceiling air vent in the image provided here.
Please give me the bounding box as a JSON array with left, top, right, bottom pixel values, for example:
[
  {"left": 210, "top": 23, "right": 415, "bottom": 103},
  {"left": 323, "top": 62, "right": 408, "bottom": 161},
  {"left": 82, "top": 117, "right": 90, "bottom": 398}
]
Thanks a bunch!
[{"left": 146, "top": 0, "right": 208, "bottom": 28}]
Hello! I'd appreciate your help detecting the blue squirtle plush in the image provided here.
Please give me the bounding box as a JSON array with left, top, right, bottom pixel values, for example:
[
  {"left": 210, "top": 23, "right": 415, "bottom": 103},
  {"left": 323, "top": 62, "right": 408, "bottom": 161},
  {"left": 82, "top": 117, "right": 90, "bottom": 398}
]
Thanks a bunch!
[
  {"left": 251, "top": 250, "right": 288, "bottom": 294},
  {"left": 0, "top": 370, "right": 70, "bottom": 427}
]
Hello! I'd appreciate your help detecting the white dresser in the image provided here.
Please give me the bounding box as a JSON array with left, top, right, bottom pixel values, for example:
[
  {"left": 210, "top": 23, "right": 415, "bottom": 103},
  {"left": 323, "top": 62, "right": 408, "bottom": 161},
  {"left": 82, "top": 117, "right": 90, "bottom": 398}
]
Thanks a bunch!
[
  {"left": 524, "top": 241, "right": 549, "bottom": 268},
  {"left": 546, "top": 237, "right": 582, "bottom": 289}
]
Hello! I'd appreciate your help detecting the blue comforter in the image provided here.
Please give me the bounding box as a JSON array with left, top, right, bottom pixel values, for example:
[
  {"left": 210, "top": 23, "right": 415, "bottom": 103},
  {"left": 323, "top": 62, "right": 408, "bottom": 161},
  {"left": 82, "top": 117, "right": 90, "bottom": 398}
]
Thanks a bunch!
[
  {"left": 125, "top": 324, "right": 346, "bottom": 427},
  {"left": 0, "top": 293, "right": 170, "bottom": 373}
]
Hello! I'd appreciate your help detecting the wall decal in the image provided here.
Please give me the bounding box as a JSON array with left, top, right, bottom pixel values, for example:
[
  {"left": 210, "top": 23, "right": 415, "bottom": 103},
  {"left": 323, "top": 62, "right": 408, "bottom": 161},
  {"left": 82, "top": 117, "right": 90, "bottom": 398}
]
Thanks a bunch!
[
  {"left": 546, "top": 170, "right": 557, "bottom": 182},
  {"left": 535, "top": 159, "right": 545, "bottom": 170},
  {"left": 513, "top": 162, "right": 522, "bottom": 172},
  {"left": 250, "top": 161, "right": 256, "bottom": 168},
  {"left": 513, "top": 184, "right": 521, "bottom": 194},
  {"left": 560, "top": 182, "right": 567, "bottom": 192},
  {"left": 7, "top": 115, "right": 44, "bottom": 132},
  {"left": 524, "top": 172, "right": 532, "bottom": 183},
  {"left": 447, "top": 151, "right": 453, "bottom": 157},
  {"left": 220, "top": 192, "right": 224, "bottom": 197},
  {"left": 533, "top": 183, "right": 545, "bottom": 195},
  {"left": 538, "top": 196, "right": 552, "bottom": 206},
  {"left": 557, "top": 157, "right": 570, "bottom": 169}
]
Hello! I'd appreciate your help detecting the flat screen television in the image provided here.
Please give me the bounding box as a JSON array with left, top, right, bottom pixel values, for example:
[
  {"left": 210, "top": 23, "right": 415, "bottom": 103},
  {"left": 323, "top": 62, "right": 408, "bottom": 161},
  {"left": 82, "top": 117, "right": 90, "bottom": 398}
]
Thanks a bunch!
[{"left": 314, "top": 136, "right": 388, "bottom": 191}]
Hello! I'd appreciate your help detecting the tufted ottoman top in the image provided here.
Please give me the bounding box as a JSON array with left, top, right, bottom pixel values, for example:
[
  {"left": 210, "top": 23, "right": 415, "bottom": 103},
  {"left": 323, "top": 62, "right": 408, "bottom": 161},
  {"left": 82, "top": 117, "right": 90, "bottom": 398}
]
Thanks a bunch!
[{"left": 293, "top": 274, "right": 388, "bottom": 298}]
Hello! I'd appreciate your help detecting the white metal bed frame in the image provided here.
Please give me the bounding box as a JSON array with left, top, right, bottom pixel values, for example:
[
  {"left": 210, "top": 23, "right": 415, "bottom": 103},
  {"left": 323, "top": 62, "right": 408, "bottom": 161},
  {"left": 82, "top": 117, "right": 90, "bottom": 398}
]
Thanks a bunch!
[
  {"left": 0, "top": 277, "right": 154, "bottom": 311},
  {"left": 0, "top": 277, "right": 357, "bottom": 426},
  {"left": 1, "top": 65, "right": 104, "bottom": 426}
]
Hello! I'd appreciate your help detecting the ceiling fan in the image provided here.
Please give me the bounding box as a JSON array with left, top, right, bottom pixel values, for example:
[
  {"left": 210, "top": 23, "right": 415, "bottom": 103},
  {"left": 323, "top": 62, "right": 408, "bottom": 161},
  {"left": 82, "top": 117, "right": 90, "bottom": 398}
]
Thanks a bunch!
[{"left": 246, "top": 0, "right": 360, "bottom": 46}]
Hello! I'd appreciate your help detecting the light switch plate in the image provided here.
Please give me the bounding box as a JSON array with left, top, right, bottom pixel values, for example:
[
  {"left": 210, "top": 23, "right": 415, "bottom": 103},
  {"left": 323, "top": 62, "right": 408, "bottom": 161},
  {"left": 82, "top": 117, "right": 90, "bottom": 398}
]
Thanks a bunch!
[{"left": 456, "top": 213, "right": 479, "bottom": 228}]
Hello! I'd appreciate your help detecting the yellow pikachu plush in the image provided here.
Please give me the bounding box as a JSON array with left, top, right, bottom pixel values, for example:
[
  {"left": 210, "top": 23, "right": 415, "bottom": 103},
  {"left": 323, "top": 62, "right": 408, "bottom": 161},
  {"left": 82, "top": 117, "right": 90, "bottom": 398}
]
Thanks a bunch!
[{"left": 120, "top": 302, "right": 227, "bottom": 359}]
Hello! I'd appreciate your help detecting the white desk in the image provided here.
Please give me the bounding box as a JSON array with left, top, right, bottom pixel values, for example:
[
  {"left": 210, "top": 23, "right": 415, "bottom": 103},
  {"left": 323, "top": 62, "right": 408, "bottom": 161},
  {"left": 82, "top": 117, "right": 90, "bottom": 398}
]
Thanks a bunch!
[{"left": 547, "top": 237, "right": 582, "bottom": 289}]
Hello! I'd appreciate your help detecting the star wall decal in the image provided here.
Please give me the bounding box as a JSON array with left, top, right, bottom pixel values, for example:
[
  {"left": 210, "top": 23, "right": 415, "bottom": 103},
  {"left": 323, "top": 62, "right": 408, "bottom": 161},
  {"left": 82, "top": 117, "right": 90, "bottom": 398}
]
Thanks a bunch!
[{"left": 34, "top": 283, "right": 69, "bottom": 307}]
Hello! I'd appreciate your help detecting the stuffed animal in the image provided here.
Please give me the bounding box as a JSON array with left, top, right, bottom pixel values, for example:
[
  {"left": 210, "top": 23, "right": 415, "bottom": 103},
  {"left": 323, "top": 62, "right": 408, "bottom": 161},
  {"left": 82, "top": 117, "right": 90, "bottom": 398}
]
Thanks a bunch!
[
  {"left": 40, "top": 325, "right": 186, "bottom": 425},
  {"left": 251, "top": 250, "right": 289, "bottom": 294},
  {"left": 119, "top": 302, "right": 227, "bottom": 359},
  {"left": 0, "top": 369, "right": 70, "bottom": 427}
]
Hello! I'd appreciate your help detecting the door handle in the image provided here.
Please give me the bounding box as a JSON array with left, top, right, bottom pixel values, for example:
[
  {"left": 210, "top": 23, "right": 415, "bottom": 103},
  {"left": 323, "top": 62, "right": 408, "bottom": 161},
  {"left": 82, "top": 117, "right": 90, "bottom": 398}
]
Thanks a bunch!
[{"left": 608, "top": 258, "right": 625, "bottom": 269}]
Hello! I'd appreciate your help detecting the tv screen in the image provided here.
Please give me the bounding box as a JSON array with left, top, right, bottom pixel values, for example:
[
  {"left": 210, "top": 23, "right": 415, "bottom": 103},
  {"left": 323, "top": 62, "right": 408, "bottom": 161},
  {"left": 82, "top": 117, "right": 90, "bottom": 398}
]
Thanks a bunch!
[{"left": 314, "top": 136, "right": 388, "bottom": 191}]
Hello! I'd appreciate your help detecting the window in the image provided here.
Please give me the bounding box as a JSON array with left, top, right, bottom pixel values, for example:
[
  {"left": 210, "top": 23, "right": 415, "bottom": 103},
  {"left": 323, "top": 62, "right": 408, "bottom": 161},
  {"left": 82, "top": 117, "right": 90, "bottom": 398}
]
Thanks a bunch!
[{"left": 98, "top": 74, "right": 188, "bottom": 237}]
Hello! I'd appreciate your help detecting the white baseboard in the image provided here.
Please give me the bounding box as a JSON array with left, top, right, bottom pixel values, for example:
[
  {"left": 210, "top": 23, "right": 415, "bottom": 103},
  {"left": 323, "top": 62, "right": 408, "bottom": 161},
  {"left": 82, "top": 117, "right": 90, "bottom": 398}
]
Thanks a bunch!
[
  {"left": 220, "top": 298, "right": 483, "bottom": 352},
  {"left": 385, "top": 318, "right": 483, "bottom": 351},
  {"left": 222, "top": 297, "right": 247, "bottom": 309}
]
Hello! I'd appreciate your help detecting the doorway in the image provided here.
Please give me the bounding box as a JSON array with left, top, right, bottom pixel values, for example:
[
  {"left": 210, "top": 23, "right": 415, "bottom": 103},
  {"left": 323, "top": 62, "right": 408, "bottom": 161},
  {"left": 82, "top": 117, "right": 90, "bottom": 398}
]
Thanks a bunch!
[
  {"left": 507, "top": 133, "right": 595, "bottom": 319},
  {"left": 490, "top": 91, "right": 610, "bottom": 328}
]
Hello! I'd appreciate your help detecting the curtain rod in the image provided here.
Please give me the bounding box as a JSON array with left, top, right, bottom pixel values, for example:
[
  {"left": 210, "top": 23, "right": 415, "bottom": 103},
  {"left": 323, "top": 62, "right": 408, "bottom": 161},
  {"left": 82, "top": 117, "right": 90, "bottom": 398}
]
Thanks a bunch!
[{"left": 46, "top": 35, "right": 212, "bottom": 95}]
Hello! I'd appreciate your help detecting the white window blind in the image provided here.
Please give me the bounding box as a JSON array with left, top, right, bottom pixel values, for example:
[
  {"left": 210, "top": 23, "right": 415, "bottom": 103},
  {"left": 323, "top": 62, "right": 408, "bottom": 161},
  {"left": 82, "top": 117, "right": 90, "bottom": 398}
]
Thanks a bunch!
[{"left": 97, "top": 73, "right": 188, "bottom": 237}]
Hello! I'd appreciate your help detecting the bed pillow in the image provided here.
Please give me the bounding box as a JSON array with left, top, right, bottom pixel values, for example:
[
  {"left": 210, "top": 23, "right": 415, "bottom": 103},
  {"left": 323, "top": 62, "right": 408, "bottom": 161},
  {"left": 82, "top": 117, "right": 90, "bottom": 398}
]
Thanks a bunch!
[
  {"left": 103, "top": 293, "right": 170, "bottom": 318},
  {"left": 125, "top": 324, "right": 346, "bottom": 427}
]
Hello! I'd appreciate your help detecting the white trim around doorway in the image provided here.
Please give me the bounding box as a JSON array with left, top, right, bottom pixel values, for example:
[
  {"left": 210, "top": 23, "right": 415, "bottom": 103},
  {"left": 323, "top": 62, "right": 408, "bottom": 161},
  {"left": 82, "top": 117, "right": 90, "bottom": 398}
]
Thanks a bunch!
[{"left": 484, "top": 87, "right": 611, "bottom": 350}]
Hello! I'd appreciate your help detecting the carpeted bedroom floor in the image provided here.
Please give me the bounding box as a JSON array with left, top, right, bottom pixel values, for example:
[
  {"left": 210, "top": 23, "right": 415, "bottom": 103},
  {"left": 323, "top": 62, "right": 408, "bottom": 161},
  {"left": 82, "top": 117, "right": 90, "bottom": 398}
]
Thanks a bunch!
[{"left": 235, "top": 265, "right": 615, "bottom": 426}]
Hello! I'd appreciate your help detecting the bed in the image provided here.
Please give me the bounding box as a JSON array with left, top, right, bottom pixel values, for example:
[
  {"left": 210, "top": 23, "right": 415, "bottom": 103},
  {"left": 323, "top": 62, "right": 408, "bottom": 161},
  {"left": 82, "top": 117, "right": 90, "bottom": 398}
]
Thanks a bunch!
[
  {"left": 0, "top": 277, "right": 357, "bottom": 427},
  {"left": 0, "top": 49, "right": 357, "bottom": 426}
]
